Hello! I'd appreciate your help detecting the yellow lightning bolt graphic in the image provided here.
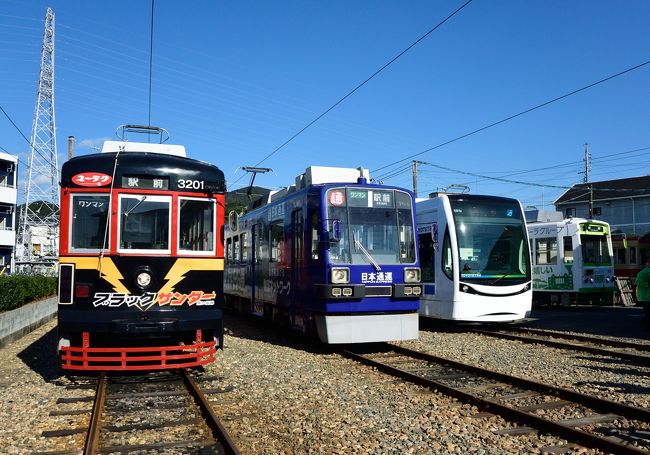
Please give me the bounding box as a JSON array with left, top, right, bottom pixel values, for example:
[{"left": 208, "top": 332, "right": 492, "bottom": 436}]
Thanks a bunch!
[
  {"left": 150, "top": 258, "right": 224, "bottom": 310},
  {"left": 59, "top": 257, "right": 130, "bottom": 294},
  {"left": 157, "top": 258, "right": 224, "bottom": 295}
]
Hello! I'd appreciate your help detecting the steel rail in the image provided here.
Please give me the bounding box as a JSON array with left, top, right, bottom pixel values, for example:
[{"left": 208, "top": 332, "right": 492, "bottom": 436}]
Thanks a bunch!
[
  {"left": 491, "top": 326, "right": 650, "bottom": 351},
  {"left": 341, "top": 345, "right": 650, "bottom": 455},
  {"left": 182, "top": 369, "right": 241, "bottom": 455},
  {"left": 83, "top": 372, "right": 107, "bottom": 455},
  {"left": 471, "top": 329, "right": 650, "bottom": 366}
]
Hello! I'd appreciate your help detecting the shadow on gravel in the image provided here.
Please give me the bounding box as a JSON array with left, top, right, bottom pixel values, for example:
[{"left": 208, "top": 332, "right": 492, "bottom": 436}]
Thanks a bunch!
[
  {"left": 575, "top": 379, "right": 650, "bottom": 396},
  {"left": 577, "top": 360, "right": 650, "bottom": 379},
  {"left": 575, "top": 355, "right": 648, "bottom": 377},
  {"left": 16, "top": 325, "right": 65, "bottom": 383},
  {"left": 222, "top": 311, "right": 334, "bottom": 356},
  {"left": 522, "top": 306, "right": 650, "bottom": 340}
]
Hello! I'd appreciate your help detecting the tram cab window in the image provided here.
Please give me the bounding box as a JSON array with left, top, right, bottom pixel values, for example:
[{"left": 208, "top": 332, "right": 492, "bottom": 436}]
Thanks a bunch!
[
  {"left": 563, "top": 236, "right": 573, "bottom": 263},
  {"left": 70, "top": 194, "right": 110, "bottom": 251},
  {"left": 535, "top": 238, "right": 557, "bottom": 265},
  {"left": 179, "top": 198, "right": 214, "bottom": 253},
  {"left": 118, "top": 195, "right": 171, "bottom": 252}
]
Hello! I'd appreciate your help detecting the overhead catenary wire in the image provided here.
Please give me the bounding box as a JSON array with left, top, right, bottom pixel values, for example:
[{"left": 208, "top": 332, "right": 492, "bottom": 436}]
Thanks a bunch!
[
  {"left": 236, "top": 0, "right": 475, "bottom": 180},
  {"left": 372, "top": 59, "right": 650, "bottom": 179},
  {"left": 0, "top": 103, "right": 58, "bottom": 170}
]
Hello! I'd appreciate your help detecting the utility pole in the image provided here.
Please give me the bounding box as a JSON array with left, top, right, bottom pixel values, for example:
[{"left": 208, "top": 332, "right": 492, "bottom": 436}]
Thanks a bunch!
[
  {"left": 412, "top": 160, "right": 418, "bottom": 198},
  {"left": 67, "top": 135, "right": 74, "bottom": 160},
  {"left": 16, "top": 8, "right": 59, "bottom": 275},
  {"left": 412, "top": 160, "right": 425, "bottom": 198},
  {"left": 583, "top": 143, "right": 590, "bottom": 183}
]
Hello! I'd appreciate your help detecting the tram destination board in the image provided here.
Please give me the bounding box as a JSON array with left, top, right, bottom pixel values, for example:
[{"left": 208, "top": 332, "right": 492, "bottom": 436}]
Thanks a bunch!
[{"left": 121, "top": 175, "right": 223, "bottom": 193}]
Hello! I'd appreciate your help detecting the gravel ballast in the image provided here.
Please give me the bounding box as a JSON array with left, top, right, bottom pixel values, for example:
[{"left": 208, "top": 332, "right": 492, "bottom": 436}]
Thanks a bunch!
[{"left": 1, "top": 313, "right": 642, "bottom": 454}]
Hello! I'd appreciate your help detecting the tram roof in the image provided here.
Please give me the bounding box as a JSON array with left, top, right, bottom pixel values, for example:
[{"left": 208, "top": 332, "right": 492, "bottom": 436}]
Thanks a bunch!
[
  {"left": 101, "top": 140, "right": 186, "bottom": 157},
  {"left": 61, "top": 150, "right": 225, "bottom": 192}
]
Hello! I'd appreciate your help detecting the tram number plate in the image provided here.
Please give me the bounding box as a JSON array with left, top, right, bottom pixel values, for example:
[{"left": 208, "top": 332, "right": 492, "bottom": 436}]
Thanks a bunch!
[{"left": 178, "top": 179, "right": 205, "bottom": 190}]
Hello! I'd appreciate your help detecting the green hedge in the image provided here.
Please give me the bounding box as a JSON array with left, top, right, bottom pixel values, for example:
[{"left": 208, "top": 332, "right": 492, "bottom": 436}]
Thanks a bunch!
[{"left": 0, "top": 275, "right": 57, "bottom": 312}]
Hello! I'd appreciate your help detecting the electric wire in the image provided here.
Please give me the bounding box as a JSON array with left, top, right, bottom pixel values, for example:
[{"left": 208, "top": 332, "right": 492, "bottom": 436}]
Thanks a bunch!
[
  {"left": 239, "top": 0, "right": 475, "bottom": 177},
  {"left": 148, "top": 0, "right": 155, "bottom": 129},
  {"left": 372, "top": 58, "right": 650, "bottom": 178}
]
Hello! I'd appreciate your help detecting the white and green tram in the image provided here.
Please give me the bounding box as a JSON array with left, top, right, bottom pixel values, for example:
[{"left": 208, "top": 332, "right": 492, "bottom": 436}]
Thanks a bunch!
[{"left": 527, "top": 213, "right": 615, "bottom": 305}]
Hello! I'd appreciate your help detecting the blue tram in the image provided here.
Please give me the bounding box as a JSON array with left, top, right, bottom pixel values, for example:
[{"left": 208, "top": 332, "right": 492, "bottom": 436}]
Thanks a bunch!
[{"left": 224, "top": 166, "right": 421, "bottom": 343}]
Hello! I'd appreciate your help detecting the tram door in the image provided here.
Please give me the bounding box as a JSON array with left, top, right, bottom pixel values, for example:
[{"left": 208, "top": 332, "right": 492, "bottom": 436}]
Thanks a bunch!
[
  {"left": 251, "top": 223, "right": 264, "bottom": 315},
  {"left": 291, "top": 210, "right": 304, "bottom": 324}
]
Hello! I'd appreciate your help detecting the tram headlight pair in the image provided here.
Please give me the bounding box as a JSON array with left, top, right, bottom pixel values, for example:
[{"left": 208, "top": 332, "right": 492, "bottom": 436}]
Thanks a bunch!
[
  {"left": 331, "top": 267, "right": 350, "bottom": 284},
  {"left": 404, "top": 267, "right": 421, "bottom": 283}
]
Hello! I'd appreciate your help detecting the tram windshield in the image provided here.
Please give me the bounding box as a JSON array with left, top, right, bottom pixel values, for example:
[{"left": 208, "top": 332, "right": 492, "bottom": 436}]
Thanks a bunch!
[
  {"left": 327, "top": 188, "right": 416, "bottom": 265},
  {"left": 449, "top": 196, "right": 530, "bottom": 284},
  {"left": 70, "top": 194, "right": 109, "bottom": 250},
  {"left": 580, "top": 234, "right": 612, "bottom": 265},
  {"left": 119, "top": 194, "right": 171, "bottom": 252}
]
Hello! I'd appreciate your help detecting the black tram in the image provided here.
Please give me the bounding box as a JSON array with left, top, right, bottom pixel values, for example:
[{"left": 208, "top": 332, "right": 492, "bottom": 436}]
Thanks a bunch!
[{"left": 57, "top": 127, "right": 226, "bottom": 371}]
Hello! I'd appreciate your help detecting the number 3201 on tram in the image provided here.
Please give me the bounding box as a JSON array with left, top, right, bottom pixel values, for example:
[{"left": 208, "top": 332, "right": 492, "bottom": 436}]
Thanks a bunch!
[{"left": 57, "top": 132, "right": 226, "bottom": 371}]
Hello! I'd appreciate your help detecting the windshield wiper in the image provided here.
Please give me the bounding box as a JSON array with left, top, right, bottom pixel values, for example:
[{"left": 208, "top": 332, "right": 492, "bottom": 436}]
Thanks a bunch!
[
  {"left": 124, "top": 196, "right": 147, "bottom": 217},
  {"left": 353, "top": 232, "right": 381, "bottom": 271}
]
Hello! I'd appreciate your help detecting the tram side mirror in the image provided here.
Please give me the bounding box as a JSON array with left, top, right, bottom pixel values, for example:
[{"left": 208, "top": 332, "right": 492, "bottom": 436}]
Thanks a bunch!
[
  {"left": 229, "top": 211, "right": 238, "bottom": 232},
  {"left": 330, "top": 220, "right": 342, "bottom": 243}
]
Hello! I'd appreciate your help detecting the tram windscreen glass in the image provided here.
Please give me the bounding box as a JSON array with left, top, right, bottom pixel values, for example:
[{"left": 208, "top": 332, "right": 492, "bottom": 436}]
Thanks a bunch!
[
  {"left": 179, "top": 198, "right": 214, "bottom": 252},
  {"left": 326, "top": 188, "right": 416, "bottom": 265},
  {"left": 580, "top": 234, "right": 612, "bottom": 265},
  {"left": 449, "top": 197, "right": 530, "bottom": 283},
  {"left": 71, "top": 195, "right": 109, "bottom": 250},
  {"left": 120, "top": 195, "right": 170, "bottom": 250}
]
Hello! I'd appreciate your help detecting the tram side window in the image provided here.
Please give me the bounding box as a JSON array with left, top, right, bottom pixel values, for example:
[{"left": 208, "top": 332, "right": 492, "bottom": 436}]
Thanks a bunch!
[
  {"left": 535, "top": 238, "right": 557, "bottom": 265},
  {"left": 71, "top": 194, "right": 109, "bottom": 250},
  {"left": 442, "top": 228, "right": 453, "bottom": 280},
  {"left": 615, "top": 247, "right": 625, "bottom": 265},
  {"left": 179, "top": 198, "right": 214, "bottom": 252},
  {"left": 563, "top": 236, "right": 573, "bottom": 263},
  {"left": 311, "top": 212, "right": 320, "bottom": 260},
  {"left": 226, "top": 238, "right": 232, "bottom": 263},
  {"left": 418, "top": 233, "right": 435, "bottom": 282},
  {"left": 119, "top": 195, "right": 170, "bottom": 251},
  {"left": 630, "top": 247, "right": 637, "bottom": 265},
  {"left": 293, "top": 210, "right": 304, "bottom": 264},
  {"left": 241, "top": 232, "right": 248, "bottom": 261},
  {"left": 233, "top": 236, "right": 240, "bottom": 262},
  {"left": 270, "top": 222, "right": 283, "bottom": 262}
]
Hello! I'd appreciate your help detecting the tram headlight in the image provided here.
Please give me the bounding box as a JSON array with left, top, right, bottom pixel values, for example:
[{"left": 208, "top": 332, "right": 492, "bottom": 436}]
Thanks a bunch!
[
  {"left": 404, "top": 267, "right": 421, "bottom": 283},
  {"left": 331, "top": 267, "right": 350, "bottom": 284},
  {"left": 134, "top": 267, "right": 153, "bottom": 290}
]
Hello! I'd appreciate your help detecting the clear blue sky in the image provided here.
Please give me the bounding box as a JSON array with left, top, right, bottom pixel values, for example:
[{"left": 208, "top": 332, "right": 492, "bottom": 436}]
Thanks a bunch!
[{"left": 1, "top": 0, "right": 649, "bottom": 209}]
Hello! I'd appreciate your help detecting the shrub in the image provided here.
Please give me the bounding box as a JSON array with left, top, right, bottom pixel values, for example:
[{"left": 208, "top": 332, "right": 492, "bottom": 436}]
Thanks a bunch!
[{"left": 0, "top": 275, "right": 57, "bottom": 312}]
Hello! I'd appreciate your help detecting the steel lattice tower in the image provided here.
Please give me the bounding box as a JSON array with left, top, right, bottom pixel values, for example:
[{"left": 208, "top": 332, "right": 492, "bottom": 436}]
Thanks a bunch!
[{"left": 16, "top": 8, "right": 59, "bottom": 273}]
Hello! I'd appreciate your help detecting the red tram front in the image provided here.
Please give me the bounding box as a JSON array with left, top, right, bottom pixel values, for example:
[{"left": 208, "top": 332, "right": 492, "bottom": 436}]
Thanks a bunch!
[{"left": 57, "top": 138, "right": 225, "bottom": 371}]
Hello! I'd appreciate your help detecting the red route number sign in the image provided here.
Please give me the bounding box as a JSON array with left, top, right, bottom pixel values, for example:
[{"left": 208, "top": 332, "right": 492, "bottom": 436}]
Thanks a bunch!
[
  {"left": 329, "top": 191, "right": 345, "bottom": 206},
  {"left": 72, "top": 172, "right": 112, "bottom": 187}
]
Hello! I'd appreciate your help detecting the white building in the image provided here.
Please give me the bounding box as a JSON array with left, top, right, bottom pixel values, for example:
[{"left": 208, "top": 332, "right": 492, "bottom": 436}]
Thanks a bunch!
[{"left": 0, "top": 151, "right": 18, "bottom": 275}]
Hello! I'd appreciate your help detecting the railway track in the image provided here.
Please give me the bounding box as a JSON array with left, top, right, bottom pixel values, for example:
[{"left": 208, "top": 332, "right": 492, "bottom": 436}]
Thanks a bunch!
[
  {"left": 471, "top": 326, "right": 650, "bottom": 366},
  {"left": 41, "top": 370, "right": 240, "bottom": 454},
  {"left": 341, "top": 344, "right": 650, "bottom": 455}
]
